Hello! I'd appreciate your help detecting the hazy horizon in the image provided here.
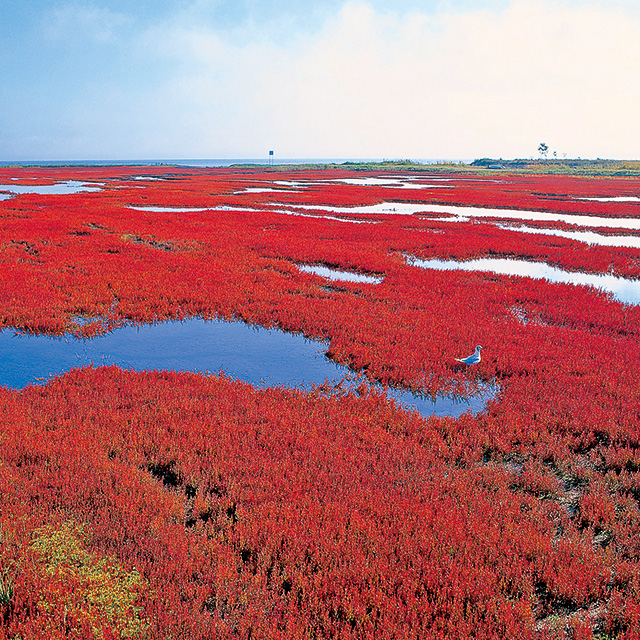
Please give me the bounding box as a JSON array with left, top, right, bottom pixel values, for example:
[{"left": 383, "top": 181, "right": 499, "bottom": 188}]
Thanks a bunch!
[{"left": 2, "top": 0, "right": 639, "bottom": 162}]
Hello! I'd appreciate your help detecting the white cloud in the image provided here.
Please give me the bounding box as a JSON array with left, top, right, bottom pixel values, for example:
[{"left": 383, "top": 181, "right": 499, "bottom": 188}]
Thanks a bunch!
[
  {"left": 42, "top": 6, "right": 131, "bottom": 44},
  {"left": 58, "top": 0, "right": 640, "bottom": 159},
  {"left": 255, "top": 0, "right": 640, "bottom": 158}
]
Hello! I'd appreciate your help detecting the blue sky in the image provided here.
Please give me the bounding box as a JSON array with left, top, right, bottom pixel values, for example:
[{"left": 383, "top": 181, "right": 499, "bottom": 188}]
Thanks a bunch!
[{"left": 1, "top": 0, "right": 639, "bottom": 160}]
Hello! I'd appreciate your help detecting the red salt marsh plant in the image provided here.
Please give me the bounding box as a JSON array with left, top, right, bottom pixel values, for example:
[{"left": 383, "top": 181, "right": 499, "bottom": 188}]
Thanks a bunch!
[
  {"left": 0, "top": 368, "right": 624, "bottom": 638},
  {"left": 1, "top": 166, "right": 640, "bottom": 638}
]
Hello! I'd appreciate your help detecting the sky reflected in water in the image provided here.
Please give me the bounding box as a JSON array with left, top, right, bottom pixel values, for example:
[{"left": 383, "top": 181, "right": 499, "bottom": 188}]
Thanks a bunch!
[
  {"left": 279, "top": 201, "right": 640, "bottom": 229},
  {"left": 408, "top": 256, "right": 640, "bottom": 306},
  {"left": 0, "top": 181, "right": 102, "bottom": 195},
  {"left": 499, "top": 224, "right": 640, "bottom": 248},
  {"left": 297, "top": 264, "right": 383, "bottom": 284},
  {"left": 0, "top": 318, "right": 493, "bottom": 419}
]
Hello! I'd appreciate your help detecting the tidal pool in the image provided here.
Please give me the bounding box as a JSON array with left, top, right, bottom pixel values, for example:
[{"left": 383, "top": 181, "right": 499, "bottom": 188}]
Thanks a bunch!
[
  {"left": 128, "top": 206, "right": 214, "bottom": 212},
  {"left": 499, "top": 224, "right": 640, "bottom": 249},
  {"left": 577, "top": 196, "right": 640, "bottom": 202},
  {"left": 330, "top": 178, "right": 452, "bottom": 189},
  {"left": 279, "top": 202, "right": 640, "bottom": 230},
  {"left": 408, "top": 256, "right": 640, "bottom": 306},
  {"left": 297, "top": 264, "right": 383, "bottom": 284},
  {"left": 234, "top": 188, "right": 291, "bottom": 194},
  {"left": 126, "top": 204, "right": 376, "bottom": 224},
  {"left": 0, "top": 318, "right": 492, "bottom": 419},
  {"left": 0, "top": 181, "right": 102, "bottom": 195},
  {"left": 272, "top": 181, "right": 309, "bottom": 188}
]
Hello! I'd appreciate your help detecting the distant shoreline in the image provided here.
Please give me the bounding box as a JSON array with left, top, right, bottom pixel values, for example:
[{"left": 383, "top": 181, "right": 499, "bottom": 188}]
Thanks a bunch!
[
  {"left": 0, "top": 157, "right": 468, "bottom": 168},
  {"left": 2, "top": 157, "right": 640, "bottom": 176}
]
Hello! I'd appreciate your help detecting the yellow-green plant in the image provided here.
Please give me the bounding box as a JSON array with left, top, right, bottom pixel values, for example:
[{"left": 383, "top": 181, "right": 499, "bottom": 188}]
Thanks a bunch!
[
  {"left": 0, "top": 567, "right": 14, "bottom": 607},
  {"left": 29, "top": 522, "right": 149, "bottom": 639}
]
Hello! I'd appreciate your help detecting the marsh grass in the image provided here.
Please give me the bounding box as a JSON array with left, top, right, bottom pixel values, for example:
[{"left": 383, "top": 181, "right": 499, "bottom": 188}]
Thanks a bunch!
[{"left": 0, "top": 568, "right": 14, "bottom": 607}]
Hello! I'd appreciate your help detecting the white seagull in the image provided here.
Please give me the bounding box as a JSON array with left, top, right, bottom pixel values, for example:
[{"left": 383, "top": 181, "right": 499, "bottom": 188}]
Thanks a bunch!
[{"left": 454, "top": 345, "right": 482, "bottom": 365}]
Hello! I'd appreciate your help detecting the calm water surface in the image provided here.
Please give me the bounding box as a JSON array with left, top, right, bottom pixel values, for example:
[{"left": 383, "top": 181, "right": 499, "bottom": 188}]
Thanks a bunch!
[
  {"left": 0, "top": 181, "right": 102, "bottom": 195},
  {"left": 279, "top": 201, "right": 640, "bottom": 229},
  {"left": 499, "top": 225, "right": 640, "bottom": 249},
  {"left": 330, "top": 178, "right": 452, "bottom": 189},
  {"left": 0, "top": 318, "right": 493, "bottom": 419},
  {"left": 297, "top": 265, "right": 383, "bottom": 284},
  {"left": 408, "top": 256, "right": 640, "bottom": 305},
  {"left": 577, "top": 196, "right": 640, "bottom": 202},
  {"left": 127, "top": 204, "right": 376, "bottom": 224}
]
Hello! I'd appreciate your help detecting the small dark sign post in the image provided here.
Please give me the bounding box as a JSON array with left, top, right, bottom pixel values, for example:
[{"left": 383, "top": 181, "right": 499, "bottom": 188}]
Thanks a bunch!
[{"left": 269, "top": 150, "right": 274, "bottom": 166}]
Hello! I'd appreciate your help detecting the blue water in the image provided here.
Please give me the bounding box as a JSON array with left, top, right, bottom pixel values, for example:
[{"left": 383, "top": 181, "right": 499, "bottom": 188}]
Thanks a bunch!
[{"left": 0, "top": 318, "right": 493, "bottom": 419}]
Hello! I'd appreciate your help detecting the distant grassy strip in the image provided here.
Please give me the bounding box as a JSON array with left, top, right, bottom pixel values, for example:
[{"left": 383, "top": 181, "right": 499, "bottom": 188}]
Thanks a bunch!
[
  {"left": 231, "top": 158, "right": 640, "bottom": 176},
  {"left": 3, "top": 158, "right": 640, "bottom": 175}
]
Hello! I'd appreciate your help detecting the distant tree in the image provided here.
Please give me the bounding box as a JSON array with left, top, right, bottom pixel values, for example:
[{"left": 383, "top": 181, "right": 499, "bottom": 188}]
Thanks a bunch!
[{"left": 538, "top": 142, "right": 549, "bottom": 158}]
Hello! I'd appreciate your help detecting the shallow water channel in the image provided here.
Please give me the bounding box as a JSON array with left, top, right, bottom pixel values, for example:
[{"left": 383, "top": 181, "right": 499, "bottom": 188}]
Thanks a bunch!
[
  {"left": 498, "top": 225, "right": 640, "bottom": 249},
  {"left": 297, "top": 264, "right": 383, "bottom": 284},
  {"left": 280, "top": 201, "right": 640, "bottom": 229},
  {"left": 0, "top": 318, "right": 493, "bottom": 419},
  {"left": 330, "top": 178, "right": 452, "bottom": 189},
  {"left": 408, "top": 256, "right": 640, "bottom": 306},
  {"left": 0, "top": 181, "right": 102, "bottom": 196}
]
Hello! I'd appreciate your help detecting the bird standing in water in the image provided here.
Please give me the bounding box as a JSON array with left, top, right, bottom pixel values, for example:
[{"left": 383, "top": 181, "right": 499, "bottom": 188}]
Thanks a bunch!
[{"left": 455, "top": 345, "right": 482, "bottom": 365}]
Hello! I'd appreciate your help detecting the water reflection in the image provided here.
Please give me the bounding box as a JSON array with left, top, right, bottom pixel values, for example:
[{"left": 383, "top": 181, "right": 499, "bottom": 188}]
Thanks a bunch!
[
  {"left": 272, "top": 181, "right": 309, "bottom": 188},
  {"left": 297, "top": 264, "right": 383, "bottom": 284},
  {"left": 499, "top": 224, "right": 640, "bottom": 249},
  {"left": 577, "top": 196, "right": 640, "bottom": 202},
  {"left": 280, "top": 201, "right": 640, "bottom": 229},
  {"left": 408, "top": 256, "right": 640, "bottom": 306},
  {"left": 234, "top": 188, "right": 293, "bottom": 194},
  {"left": 0, "top": 318, "right": 492, "bottom": 419},
  {"left": 127, "top": 205, "right": 376, "bottom": 224},
  {"left": 0, "top": 181, "right": 102, "bottom": 195},
  {"left": 331, "top": 178, "right": 452, "bottom": 189},
  {"left": 129, "top": 206, "right": 213, "bottom": 212}
]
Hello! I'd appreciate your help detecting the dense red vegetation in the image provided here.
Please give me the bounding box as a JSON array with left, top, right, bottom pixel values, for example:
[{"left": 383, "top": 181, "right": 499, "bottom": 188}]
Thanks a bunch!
[{"left": 1, "top": 166, "right": 640, "bottom": 638}]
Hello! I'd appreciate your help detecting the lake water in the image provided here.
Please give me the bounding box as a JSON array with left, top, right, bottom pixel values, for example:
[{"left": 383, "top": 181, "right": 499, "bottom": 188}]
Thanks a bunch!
[
  {"left": 0, "top": 318, "right": 494, "bottom": 419},
  {"left": 408, "top": 256, "right": 640, "bottom": 306}
]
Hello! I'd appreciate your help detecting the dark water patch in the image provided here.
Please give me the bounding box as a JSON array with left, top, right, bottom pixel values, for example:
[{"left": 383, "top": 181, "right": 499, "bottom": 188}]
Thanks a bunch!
[{"left": 0, "top": 318, "right": 493, "bottom": 419}]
